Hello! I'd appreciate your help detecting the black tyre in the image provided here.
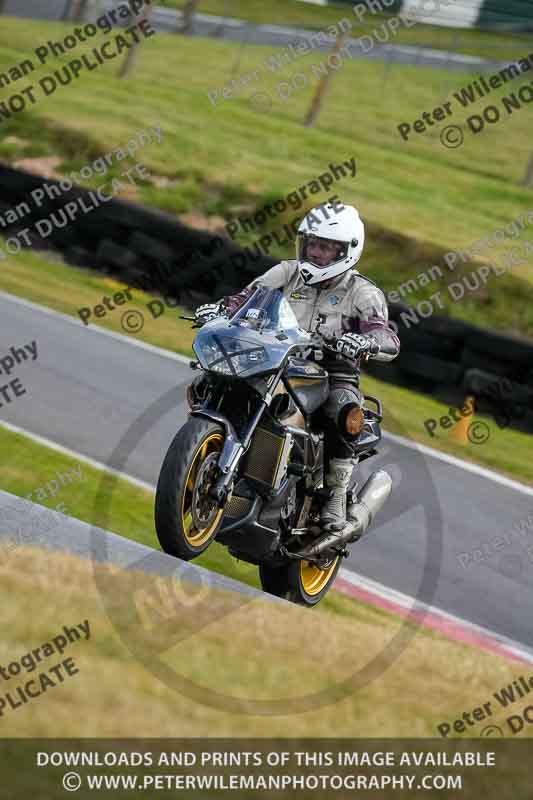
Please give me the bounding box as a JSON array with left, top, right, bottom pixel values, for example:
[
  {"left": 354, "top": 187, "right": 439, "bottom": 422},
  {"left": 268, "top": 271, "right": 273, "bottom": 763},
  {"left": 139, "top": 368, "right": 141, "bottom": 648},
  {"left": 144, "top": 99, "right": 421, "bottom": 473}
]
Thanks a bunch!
[
  {"left": 155, "top": 417, "right": 225, "bottom": 561},
  {"left": 259, "top": 556, "right": 342, "bottom": 607}
]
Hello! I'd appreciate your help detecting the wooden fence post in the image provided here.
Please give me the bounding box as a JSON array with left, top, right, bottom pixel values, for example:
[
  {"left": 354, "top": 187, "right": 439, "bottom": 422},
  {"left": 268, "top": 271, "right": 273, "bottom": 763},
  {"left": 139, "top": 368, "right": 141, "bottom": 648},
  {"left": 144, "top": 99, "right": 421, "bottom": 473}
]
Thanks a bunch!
[
  {"left": 304, "top": 33, "right": 348, "bottom": 129},
  {"left": 118, "top": 3, "right": 152, "bottom": 79},
  {"left": 179, "top": 0, "right": 199, "bottom": 34},
  {"left": 523, "top": 153, "right": 533, "bottom": 188}
]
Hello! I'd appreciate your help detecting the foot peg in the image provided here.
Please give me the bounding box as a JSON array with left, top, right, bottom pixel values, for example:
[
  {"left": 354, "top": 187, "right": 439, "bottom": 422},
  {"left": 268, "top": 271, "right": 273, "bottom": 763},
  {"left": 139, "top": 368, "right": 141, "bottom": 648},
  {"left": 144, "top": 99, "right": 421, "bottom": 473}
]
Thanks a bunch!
[{"left": 297, "top": 469, "right": 392, "bottom": 559}]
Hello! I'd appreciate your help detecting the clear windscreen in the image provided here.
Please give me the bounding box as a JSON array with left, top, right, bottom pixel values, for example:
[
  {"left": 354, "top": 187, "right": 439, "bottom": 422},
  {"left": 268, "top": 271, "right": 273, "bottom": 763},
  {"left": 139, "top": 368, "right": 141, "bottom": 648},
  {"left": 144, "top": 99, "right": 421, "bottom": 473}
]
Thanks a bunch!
[
  {"left": 193, "top": 332, "right": 270, "bottom": 376},
  {"left": 193, "top": 288, "right": 310, "bottom": 377},
  {"left": 229, "top": 286, "right": 300, "bottom": 332}
]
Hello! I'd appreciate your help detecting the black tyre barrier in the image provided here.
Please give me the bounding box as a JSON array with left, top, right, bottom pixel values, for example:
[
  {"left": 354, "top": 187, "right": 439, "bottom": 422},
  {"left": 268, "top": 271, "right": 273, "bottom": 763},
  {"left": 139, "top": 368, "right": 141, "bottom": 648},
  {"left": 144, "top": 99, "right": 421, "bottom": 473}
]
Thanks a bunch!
[
  {"left": 460, "top": 347, "right": 521, "bottom": 381},
  {"left": 465, "top": 329, "right": 533, "bottom": 366},
  {"left": 0, "top": 164, "right": 278, "bottom": 304},
  {"left": 463, "top": 368, "right": 533, "bottom": 405},
  {"left": 396, "top": 327, "right": 457, "bottom": 360},
  {"left": 361, "top": 361, "right": 414, "bottom": 390},
  {"left": 96, "top": 239, "right": 139, "bottom": 271},
  {"left": 461, "top": 368, "right": 533, "bottom": 432},
  {"left": 420, "top": 314, "right": 479, "bottom": 342},
  {"left": 397, "top": 352, "right": 463, "bottom": 385},
  {"left": 1, "top": 163, "right": 533, "bottom": 432}
]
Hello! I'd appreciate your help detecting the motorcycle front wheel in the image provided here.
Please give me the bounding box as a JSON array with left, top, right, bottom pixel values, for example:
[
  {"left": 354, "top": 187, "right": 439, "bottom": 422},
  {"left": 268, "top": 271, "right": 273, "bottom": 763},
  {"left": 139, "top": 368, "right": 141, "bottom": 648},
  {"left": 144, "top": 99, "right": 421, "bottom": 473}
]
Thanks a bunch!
[
  {"left": 155, "top": 417, "right": 225, "bottom": 560},
  {"left": 259, "top": 555, "right": 341, "bottom": 607}
]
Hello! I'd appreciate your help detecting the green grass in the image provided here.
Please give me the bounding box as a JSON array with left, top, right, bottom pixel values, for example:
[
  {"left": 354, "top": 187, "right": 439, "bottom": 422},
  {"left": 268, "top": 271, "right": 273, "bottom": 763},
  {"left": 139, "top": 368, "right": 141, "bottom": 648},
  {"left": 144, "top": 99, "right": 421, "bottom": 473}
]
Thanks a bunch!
[
  {"left": 1, "top": 251, "right": 532, "bottom": 485},
  {"left": 0, "top": 421, "right": 405, "bottom": 627},
  {"left": 0, "top": 16, "right": 532, "bottom": 335},
  {"left": 166, "top": 0, "right": 529, "bottom": 61},
  {"left": 0, "top": 246, "right": 198, "bottom": 357},
  {"left": 3, "top": 548, "right": 533, "bottom": 747},
  {"left": 0, "top": 17, "right": 531, "bottom": 261},
  {"left": 0, "top": 421, "right": 258, "bottom": 592},
  {"left": 2, "top": 416, "right": 533, "bottom": 748}
]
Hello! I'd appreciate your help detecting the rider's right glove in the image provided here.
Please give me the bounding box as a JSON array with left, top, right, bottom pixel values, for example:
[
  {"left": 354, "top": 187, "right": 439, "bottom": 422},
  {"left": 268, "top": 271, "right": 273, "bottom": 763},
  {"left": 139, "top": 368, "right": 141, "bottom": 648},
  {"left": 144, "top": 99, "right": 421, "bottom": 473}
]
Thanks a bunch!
[{"left": 194, "top": 302, "right": 226, "bottom": 327}]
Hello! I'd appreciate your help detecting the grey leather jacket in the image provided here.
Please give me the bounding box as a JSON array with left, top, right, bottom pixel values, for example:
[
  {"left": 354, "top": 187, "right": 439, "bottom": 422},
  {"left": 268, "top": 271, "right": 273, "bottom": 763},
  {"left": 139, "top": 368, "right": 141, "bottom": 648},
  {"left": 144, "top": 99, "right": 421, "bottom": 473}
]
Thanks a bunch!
[{"left": 223, "top": 260, "right": 400, "bottom": 371}]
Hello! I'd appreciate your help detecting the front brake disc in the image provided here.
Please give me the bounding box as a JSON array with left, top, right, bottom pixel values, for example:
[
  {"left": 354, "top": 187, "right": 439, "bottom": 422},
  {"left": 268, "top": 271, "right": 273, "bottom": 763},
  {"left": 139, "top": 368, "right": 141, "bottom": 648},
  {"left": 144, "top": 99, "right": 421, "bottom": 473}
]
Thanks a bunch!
[{"left": 191, "top": 452, "right": 220, "bottom": 530}]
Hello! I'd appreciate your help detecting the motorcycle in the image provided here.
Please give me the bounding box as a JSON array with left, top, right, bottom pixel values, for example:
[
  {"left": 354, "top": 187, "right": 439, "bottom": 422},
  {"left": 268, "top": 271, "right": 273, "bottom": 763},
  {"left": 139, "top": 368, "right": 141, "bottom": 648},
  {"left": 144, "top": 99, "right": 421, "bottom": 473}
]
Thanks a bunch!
[{"left": 155, "top": 286, "right": 392, "bottom": 607}]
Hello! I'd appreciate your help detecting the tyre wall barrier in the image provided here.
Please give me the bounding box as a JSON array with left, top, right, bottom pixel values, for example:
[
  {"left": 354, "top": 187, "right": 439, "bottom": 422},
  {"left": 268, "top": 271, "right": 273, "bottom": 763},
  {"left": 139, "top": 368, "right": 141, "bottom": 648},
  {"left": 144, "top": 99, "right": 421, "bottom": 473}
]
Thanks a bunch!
[
  {"left": 1, "top": 164, "right": 532, "bottom": 432},
  {"left": 0, "top": 164, "right": 277, "bottom": 307},
  {"left": 367, "top": 303, "right": 533, "bottom": 432}
]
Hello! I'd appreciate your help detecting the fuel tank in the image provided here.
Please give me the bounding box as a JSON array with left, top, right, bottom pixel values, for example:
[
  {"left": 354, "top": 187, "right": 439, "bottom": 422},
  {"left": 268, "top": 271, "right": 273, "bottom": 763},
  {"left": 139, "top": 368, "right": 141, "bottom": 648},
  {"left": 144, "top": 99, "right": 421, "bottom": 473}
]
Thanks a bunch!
[{"left": 285, "top": 358, "right": 329, "bottom": 416}]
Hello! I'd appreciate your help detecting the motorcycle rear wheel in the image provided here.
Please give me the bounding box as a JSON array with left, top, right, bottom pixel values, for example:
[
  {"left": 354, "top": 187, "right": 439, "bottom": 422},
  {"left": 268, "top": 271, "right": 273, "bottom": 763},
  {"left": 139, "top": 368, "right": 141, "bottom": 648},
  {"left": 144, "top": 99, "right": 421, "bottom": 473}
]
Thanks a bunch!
[
  {"left": 155, "top": 417, "right": 225, "bottom": 560},
  {"left": 259, "top": 555, "right": 341, "bottom": 607}
]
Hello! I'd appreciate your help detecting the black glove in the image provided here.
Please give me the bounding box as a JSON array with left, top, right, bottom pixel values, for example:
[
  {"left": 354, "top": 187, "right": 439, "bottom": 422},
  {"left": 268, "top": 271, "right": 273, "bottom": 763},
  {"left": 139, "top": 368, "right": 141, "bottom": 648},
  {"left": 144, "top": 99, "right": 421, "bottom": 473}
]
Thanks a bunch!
[
  {"left": 336, "top": 333, "right": 380, "bottom": 360},
  {"left": 194, "top": 302, "right": 225, "bottom": 327}
]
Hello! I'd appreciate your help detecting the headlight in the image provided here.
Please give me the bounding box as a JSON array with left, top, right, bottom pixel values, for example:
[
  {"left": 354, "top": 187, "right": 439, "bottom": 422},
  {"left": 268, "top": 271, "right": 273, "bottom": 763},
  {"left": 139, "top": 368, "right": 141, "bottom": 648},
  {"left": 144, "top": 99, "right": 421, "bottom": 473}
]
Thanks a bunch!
[
  {"left": 195, "top": 333, "right": 267, "bottom": 375},
  {"left": 209, "top": 361, "right": 233, "bottom": 375}
]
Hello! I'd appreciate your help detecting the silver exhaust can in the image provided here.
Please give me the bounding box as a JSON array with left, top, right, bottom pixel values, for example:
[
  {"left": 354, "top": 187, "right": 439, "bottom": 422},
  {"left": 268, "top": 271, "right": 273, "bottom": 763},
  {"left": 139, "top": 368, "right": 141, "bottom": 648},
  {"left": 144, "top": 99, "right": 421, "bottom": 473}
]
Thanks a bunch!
[
  {"left": 296, "top": 469, "right": 393, "bottom": 558},
  {"left": 348, "top": 469, "right": 393, "bottom": 539}
]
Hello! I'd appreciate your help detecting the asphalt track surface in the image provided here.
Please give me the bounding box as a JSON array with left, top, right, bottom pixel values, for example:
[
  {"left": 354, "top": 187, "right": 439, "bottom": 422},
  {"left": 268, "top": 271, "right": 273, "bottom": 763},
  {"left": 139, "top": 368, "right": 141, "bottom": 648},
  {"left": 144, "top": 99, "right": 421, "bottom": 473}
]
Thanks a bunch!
[
  {"left": 0, "top": 488, "right": 274, "bottom": 601},
  {"left": 145, "top": 6, "right": 496, "bottom": 72},
  {"left": 143, "top": 6, "right": 507, "bottom": 73},
  {"left": 6, "top": 0, "right": 505, "bottom": 72},
  {"left": 1, "top": 291, "right": 533, "bottom": 650}
]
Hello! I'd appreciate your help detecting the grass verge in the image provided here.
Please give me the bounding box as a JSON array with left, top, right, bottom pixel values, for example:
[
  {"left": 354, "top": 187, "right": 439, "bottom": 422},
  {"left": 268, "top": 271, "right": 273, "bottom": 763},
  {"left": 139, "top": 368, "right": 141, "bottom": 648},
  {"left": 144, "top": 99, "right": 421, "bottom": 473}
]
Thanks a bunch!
[
  {"left": 0, "top": 16, "right": 532, "bottom": 295},
  {"left": 0, "top": 429, "right": 532, "bottom": 742},
  {"left": 1, "top": 252, "right": 532, "bottom": 484}
]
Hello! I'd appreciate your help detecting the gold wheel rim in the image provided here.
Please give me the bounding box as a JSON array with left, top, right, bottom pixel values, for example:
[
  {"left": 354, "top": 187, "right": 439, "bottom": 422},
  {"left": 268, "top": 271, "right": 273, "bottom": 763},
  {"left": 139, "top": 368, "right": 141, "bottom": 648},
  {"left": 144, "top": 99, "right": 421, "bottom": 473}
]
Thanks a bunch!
[
  {"left": 300, "top": 557, "right": 339, "bottom": 597},
  {"left": 181, "top": 432, "right": 224, "bottom": 547}
]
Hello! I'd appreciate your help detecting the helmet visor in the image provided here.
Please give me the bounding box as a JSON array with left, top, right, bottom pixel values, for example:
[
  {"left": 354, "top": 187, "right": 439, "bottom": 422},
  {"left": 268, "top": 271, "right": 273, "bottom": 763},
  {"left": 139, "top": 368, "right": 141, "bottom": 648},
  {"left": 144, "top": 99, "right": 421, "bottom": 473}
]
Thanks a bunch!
[{"left": 297, "top": 233, "right": 348, "bottom": 269}]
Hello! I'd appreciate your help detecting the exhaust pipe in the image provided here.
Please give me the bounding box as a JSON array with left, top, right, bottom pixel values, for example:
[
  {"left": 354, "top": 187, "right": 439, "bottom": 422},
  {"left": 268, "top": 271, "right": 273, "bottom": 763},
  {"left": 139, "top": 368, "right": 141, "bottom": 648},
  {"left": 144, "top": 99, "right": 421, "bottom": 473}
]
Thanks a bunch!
[{"left": 296, "top": 470, "right": 393, "bottom": 558}]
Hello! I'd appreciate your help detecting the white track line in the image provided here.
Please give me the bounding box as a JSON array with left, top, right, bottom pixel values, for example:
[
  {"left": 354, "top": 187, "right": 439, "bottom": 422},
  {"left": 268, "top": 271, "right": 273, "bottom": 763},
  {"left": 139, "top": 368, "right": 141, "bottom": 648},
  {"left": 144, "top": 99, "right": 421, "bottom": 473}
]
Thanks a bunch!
[
  {"left": 390, "top": 44, "right": 486, "bottom": 63},
  {"left": 337, "top": 567, "right": 533, "bottom": 665},
  {"left": 2, "top": 416, "right": 532, "bottom": 660},
  {"left": 0, "top": 420, "right": 154, "bottom": 494},
  {"left": 0, "top": 289, "right": 192, "bottom": 366},
  {"left": 2, "top": 289, "right": 532, "bottom": 497},
  {"left": 382, "top": 431, "right": 533, "bottom": 497},
  {"left": 339, "top": 568, "right": 533, "bottom": 664}
]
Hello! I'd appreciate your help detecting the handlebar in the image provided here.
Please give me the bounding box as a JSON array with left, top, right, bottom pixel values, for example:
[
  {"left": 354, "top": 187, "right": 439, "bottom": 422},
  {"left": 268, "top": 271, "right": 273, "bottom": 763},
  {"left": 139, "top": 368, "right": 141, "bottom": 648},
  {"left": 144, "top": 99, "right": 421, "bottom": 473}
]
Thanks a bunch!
[
  {"left": 316, "top": 326, "right": 380, "bottom": 361},
  {"left": 182, "top": 317, "right": 379, "bottom": 358},
  {"left": 180, "top": 315, "right": 202, "bottom": 329}
]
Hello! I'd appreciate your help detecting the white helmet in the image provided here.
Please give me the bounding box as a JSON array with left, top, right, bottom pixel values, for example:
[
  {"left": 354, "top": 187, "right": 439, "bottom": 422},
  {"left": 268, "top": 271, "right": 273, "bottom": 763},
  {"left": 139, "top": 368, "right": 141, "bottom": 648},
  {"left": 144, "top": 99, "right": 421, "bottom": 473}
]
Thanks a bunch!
[{"left": 296, "top": 202, "right": 365, "bottom": 285}]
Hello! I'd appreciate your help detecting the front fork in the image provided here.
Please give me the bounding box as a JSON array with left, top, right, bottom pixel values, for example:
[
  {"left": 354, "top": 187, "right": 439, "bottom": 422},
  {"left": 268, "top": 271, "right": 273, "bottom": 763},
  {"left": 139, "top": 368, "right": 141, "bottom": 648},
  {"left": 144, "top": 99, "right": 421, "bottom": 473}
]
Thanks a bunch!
[{"left": 190, "top": 368, "right": 285, "bottom": 507}]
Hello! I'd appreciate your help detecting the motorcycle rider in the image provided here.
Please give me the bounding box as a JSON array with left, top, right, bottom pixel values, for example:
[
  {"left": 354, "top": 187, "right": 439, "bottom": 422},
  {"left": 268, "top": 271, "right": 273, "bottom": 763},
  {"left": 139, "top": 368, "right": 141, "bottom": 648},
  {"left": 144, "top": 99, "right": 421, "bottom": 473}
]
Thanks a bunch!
[{"left": 194, "top": 200, "right": 400, "bottom": 535}]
